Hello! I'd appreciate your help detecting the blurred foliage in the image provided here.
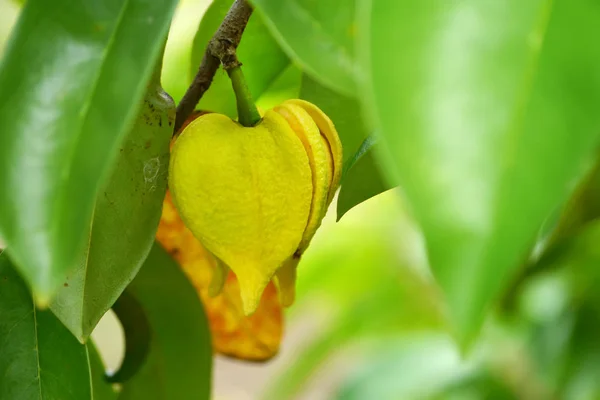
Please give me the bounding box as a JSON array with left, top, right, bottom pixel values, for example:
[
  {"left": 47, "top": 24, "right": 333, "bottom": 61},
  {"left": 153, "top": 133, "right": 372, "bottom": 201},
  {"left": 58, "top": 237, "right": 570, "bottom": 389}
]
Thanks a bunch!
[{"left": 3, "top": 1, "right": 600, "bottom": 399}]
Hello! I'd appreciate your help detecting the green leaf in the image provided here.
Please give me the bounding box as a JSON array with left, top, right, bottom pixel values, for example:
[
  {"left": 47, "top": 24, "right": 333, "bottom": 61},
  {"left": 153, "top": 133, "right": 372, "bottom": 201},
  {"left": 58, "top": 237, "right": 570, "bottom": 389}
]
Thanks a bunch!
[
  {"left": 337, "top": 136, "right": 393, "bottom": 220},
  {"left": 543, "top": 155, "right": 600, "bottom": 248},
  {"left": 250, "top": 0, "right": 356, "bottom": 96},
  {"left": 119, "top": 243, "right": 212, "bottom": 400},
  {"left": 88, "top": 342, "right": 118, "bottom": 400},
  {"left": 265, "top": 237, "right": 445, "bottom": 399},
  {"left": 0, "top": 0, "right": 178, "bottom": 302},
  {"left": 299, "top": 74, "right": 366, "bottom": 163},
  {"left": 255, "top": 64, "right": 302, "bottom": 111},
  {"left": 336, "top": 334, "right": 478, "bottom": 400},
  {"left": 358, "top": 0, "right": 600, "bottom": 343},
  {"left": 108, "top": 291, "right": 151, "bottom": 383},
  {"left": 0, "top": 251, "right": 93, "bottom": 399},
  {"left": 561, "top": 306, "right": 600, "bottom": 400},
  {"left": 49, "top": 75, "right": 175, "bottom": 342},
  {"left": 298, "top": 73, "right": 388, "bottom": 221},
  {"left": 191, "top": 0, "right": 290, "bottom": 118}
]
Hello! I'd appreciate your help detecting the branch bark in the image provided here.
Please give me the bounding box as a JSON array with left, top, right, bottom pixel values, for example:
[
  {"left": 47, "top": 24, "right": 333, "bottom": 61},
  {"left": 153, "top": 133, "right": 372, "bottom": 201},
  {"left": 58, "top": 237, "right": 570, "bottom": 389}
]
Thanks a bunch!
[{"left": 174, "top": 0, "right": 253, "bottom": 134}]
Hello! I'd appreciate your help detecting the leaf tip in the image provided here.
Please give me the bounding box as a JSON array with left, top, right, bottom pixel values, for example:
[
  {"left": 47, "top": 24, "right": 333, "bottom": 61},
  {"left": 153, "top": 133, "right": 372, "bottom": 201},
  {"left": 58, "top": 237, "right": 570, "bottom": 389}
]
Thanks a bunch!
[{"left": 33, "top": 293, "right": 51, "bottom": 310}]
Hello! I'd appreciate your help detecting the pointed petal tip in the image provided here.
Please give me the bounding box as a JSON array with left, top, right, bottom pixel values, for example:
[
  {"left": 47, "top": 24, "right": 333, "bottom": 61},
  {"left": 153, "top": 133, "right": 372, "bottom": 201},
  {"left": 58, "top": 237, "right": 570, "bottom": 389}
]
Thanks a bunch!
[
  {"left": 274, "top": 257, "right": 300, "bottom": 308},
  {"left": 236, "top": 270, "right": 271, "bottom": 317}
]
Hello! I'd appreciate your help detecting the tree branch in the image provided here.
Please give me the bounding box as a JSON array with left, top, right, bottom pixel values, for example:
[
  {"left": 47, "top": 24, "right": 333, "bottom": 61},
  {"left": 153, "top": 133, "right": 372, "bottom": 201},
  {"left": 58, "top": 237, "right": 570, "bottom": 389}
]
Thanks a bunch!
[{"left": 174, "top": 0, "right": 253, "bottom": 134}]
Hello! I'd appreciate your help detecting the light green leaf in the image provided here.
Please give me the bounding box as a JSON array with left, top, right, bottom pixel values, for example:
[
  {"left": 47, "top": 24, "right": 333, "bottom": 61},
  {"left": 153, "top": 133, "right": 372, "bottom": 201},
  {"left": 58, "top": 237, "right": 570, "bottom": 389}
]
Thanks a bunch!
[
  {"left": 191, "top": 0, "right": 291, "bottom": 118},
  {"left": 0, "top": 251, "right": 93, "bottom": 399},
  {"left": 358, "top": 0, "right": 600, "bottom": 343},
  {"left": 0, "top": 0, "right": 179, "bottom": 302},
  {"left": 264, "top": 234, "right": 445, "bottom": 399},
  {"left": 251, "top": 0, "right": 356, "bottom": 96},
  {"left": 49, "top": 74, "right": 175, "bottom": 342},
  {"left": 336, "top": 335, "right": 478, "bottom": 400},
  {"left": 118, "top": 243, "right": 212, "bottom": 400}
]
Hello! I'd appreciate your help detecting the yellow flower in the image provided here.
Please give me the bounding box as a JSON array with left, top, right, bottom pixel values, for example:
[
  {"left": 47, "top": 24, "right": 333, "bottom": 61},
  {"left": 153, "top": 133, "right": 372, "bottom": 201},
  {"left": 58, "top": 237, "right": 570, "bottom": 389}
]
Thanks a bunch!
[{"left": 169, "top": 100, "right": 342, "bottom": 315}]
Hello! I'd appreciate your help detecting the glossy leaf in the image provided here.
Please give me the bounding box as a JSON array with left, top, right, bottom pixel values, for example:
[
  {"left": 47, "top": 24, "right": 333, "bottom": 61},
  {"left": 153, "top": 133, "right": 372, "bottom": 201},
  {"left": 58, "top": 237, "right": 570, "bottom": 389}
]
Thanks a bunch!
[
  {"left": 251, "top": 0, "right": 356, "bottom": 96},
  {"left": 358, "top": 0, "right": 600, "bottom": 343},
  {"left": 0, "top": 251, "right": 92, "bottom": 399},
  {"left": 157, "top": 192, "right": 283, "bottom": 361},
  {"left": 118, "top": 243, "right": 212, "bottom": 400},
  {"left": 337, "top": 136, "right": 393, "bottom": 220},
  {"left": 50, "top": 76, "right": 175, "bottom": 342},
  {"left": 0, "top": 0, "right": 178, "bottom": 302},
  {"left": 191, "top": 0, "right": 290, "bottom": 118}
]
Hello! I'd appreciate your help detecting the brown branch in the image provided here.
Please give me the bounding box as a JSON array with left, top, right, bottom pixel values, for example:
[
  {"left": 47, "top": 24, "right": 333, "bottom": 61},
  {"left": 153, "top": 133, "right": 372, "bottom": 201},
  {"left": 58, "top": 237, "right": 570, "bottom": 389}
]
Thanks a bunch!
[{"left": 174, "top": 0, "right": 253, "bottom": 134}]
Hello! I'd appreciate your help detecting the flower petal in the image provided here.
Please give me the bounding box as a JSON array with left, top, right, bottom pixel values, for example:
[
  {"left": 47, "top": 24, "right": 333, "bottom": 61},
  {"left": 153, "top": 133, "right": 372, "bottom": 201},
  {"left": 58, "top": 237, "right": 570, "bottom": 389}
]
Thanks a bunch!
[{"left": 156, "top": 192, "right": 283, "bottom": 361}]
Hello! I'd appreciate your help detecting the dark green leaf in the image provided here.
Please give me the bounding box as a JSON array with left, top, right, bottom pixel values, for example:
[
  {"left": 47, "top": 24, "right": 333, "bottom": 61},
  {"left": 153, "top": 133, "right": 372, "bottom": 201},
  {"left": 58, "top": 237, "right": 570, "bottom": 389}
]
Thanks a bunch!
[
  {"left": 544, "top": 155, "right": 600, "bottom": 247},
  {"left": 560, "top": 306, "right": 600, "bottom": 400},
  {"left": 358, "top": 0, "right": 600, "bottom": 343},
  {"left": 191, "top": 0, "right": 290, "bottom": 118},
  {"left": 251, "top": 0, "right": 356, "bottom": 96},
  {"left": 88, "top": 342, "right": 118, "bottom": 400},
  {"left": 337, "top": 136, "right": 393, "bottom": 220},
  {"left": 0, "top": 251, "right": 93, "bottom": 399},
  {"left": 299, "top": 74, "right": 366, "bottom": 163},
  {"left": 49, "top": 76, "right": 174, "bottom": 341},
  {"left": 119, "top": 243, "right": 212, "bottom": 400},
  {"left": 108, "top": 291, "right": 151, "bottom": 383},
  {"left": 0, "top": 0, "right": 178, "bottom": 302}
]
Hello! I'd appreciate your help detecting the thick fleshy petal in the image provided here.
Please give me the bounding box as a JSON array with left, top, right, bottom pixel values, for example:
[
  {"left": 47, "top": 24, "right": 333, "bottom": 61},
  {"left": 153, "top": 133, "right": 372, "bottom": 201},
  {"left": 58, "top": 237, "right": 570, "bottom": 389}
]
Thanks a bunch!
[{"left": 156, "top": 193, "right": 283, "bottom": 361}]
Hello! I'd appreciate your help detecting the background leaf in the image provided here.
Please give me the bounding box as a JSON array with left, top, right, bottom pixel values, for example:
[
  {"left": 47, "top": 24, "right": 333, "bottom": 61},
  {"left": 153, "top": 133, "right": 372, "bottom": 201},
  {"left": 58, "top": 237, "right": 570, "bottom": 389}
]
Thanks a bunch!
[
  {"left": 337, "top": 136, "right": 393, "bottom": 220},
  {"left": 0, "top": 251, "right": 93, "bottom": 399},
  {"left": 0, "top": 0, "right": 178, "bottom": 302},
  {"left": 335, "top": 334, "right": 478, "bottom": 400},
  {"left": 108, "top": 292, "right": 151, "bottom": 384},
  {"left": 358, "top": 0, "right": 600, "bottom": 343},
  {"left": 255, "top": 64, "right": 302, "bottom": 111},
  {"left": 191, "top": 0, "right": 292, "bottom": 117},
  {"left": 299, "top": 74, "right": 366, "bottom": 162},
  {"left": 89, "top": 343, "right": 118, "bottom": 400},
  {"left": 250, "top": 0, "right": 357, "bottom": 96},
  {"left": 49, "top": 75, "right": 175, "bottom": 341},
  {"left": 118, "top": 243, "right": 212, "bottom": 400},
  {"left": 262, "top": 202, "right": 446, "bottom": 399},
  {"left": 298, "top": 73, "right": 388, "bottom": 221}
]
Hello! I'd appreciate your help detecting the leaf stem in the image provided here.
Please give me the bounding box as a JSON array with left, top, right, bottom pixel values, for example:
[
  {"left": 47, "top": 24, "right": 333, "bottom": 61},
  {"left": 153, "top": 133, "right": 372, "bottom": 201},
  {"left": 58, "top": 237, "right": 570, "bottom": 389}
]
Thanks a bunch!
[
  {"left": 228, "top": 66, "right": 261, "bottom": 127},
  {"left": 174, "top": 0, "right": 253, "bottom": 134}
]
